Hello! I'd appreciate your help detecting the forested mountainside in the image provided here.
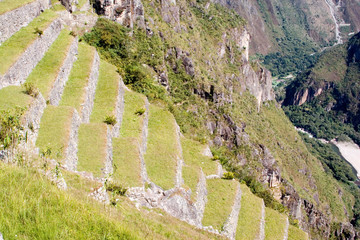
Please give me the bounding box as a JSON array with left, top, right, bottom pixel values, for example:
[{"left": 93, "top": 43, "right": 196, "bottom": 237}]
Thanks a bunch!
[
  {"left": 0, "top": 0, "right": 359, "bottom": 239},
  {"left": 284, "top": 32, "right": 360, "bottom": 145}
]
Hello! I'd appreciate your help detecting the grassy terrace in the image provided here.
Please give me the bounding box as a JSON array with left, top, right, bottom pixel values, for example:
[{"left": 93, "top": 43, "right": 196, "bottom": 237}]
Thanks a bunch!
[
  {"left": 236, "top": 184, "right": 263, "bottom": 240},
  {"left": 0, "top": 0, "right": 35, "bottom": 15},
  {"left": 36, "top": 106, "right": 74, "bottom": 161},
  {"left": 111, "top": 90, "right": 145, "bottom": 187},
  {"left": 264, "top": 208, "right": 287, "bottom": 240},
  {"left": 112, "top": 138, "right": 142, "bottom": 187},
  {"left": 145, "top": 105, "right": 179, "bottom": 190},
  {"left": 0, "top": 86, "right": 32, "bottom": 111},
  {"left": 181, "top": 138, "right": 217, "bottom": 200},
  {"left": 26, "top": 29, "right": 74, "bottom": 100},
  {"left": 0, "top": 163, "right": 223, "bottom": 239},
  {"left": 202, "top": 179, "right": 237, "bottom": 230},
  {"left": 59, "top": 43, "right": 95, "bottom": 112},
  {"left": 77, "top": 123, "right": 107, "bottom": 177},
  {"left": 90, "top": 60, "right": 119, "bottom": 123},
  {"left": 288, "top": 225, "right": 308, "bottom": 240},
  {"left": 0, "top": 10, "right": 57, "bottom": 75},
  {"left": 77, "top": 0, "right": 88, "bottom": 9}
]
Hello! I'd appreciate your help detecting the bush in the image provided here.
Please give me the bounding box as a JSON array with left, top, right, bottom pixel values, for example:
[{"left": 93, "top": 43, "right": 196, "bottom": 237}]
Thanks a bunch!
[
  {"left": 135, "top": 108, "right": 145, "bottom": 116},
  {"left": 34, "top": 27, "right": 43, "bottom": 36},
  {"left": 222, "top": 172, "right": 235, "bottom": 180},
  {"left": 104, "top": 115, "right": 117, "bottom": 126},
  {"left": 105, "top": 182, "right": 127, "bottom": 196},
  {"left": 23, "top": 83, "right": 39, "bottom": 98}
]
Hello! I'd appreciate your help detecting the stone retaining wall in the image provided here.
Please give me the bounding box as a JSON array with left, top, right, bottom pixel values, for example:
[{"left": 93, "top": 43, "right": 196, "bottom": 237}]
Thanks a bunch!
[
  {"left": 64, "top": 109, "right": 80, "bottom": 171},
  {"left": 112, "top": 79, "right": 124, "bottom": 138},
  {"left": 0, "top": 19, "right": 63, "bottom": 89},
  {"left": 222, "top": 182, "right": 242, "bottom": 240},
  {"left": 0, "top": 0, "right": 51, "bottom": 44}
]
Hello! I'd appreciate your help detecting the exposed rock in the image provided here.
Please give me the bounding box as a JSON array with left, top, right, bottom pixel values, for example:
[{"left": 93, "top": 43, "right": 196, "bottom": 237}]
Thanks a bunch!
[
  {"left": 94, "top": 0, "right": 145, "bottom": 29},
  {"left": 202, "top": 145, "right": 213, "bottom": 157},
  {"left": 0, "top": 0, "right": 51, "bottom": 44},
  {"left": 0, "top": 232, "right": 3, "bottom": 240},
  {"left": 60, "top": 0, "right": 78, "bottom": 12},
  {"left": 89, "top": 186, "right": 110, "bottom": 204},
  {"left": 160, "top": 0, "right": 180, "bottom": 32},
  {"left": 0, "top": 19, "right": 63, "bottom": 89},
  {"left": 49, "top": 37, "right": 78, "bottom": 106}
]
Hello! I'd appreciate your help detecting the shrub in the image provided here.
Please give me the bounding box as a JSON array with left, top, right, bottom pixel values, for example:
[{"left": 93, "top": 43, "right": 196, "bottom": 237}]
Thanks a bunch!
[
  {"left": 135, "top": 108, "right": 145, "bottom": 116},
  {"left": 105, "top": 182, "right": 127, "bottom": 196},
  {"left": 23, "top": 83, "right": 39, "bottom": 97},
  {"left": 34, "top": 27, "right": 43, "bottom": 36},
  {"left": 222, "top": 172, "right": 235, "bottom": 180},
  {"left": 104, "top": 115, "right": 117, "bottom": 126},
  {"left": 69, "top": 31, "right": 76, "bottom": 37}
]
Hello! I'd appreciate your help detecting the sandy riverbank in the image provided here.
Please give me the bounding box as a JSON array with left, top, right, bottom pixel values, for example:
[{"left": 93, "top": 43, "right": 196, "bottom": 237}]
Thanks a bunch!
[{"left": 332, "top": 141, "right": 360, "bottom": 178}]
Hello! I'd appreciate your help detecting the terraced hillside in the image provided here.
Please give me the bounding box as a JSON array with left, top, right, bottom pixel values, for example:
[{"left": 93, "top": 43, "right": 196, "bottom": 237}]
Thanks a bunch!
[{"left": 0, "top": 0, "right": 310, "bottom": 239}]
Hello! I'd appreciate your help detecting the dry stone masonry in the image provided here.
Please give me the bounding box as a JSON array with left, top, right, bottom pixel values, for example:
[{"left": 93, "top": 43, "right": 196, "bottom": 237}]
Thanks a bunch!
[
  {"left": 283, "top": 216, "right": 289, "bottom": 240},
  {"left": 194, "top": 169, "right": 207, "bottom": 226},
  {"left": 64, "top": 109, "right": 81, "bottom": 171},
  {"left": 111, "top": 79, "right": 125, "bottom": 138},
  {"left": 104, "top": 126, "right": 113, "bottom": 176},
  {"left": 139, "top": 97, "right": 150, "bottom": 183},
  {"left": 0, "top": 19, "right": 63, "bottom": 89},
  {"left": 80, "top": 51, "right": 100, "bottom": 123},
  {"left": 175, "top": 123, "right": 184, "bottom": 188},
  {"left": 49, "top": 37, "right": 78, "bottom": 106},
  {"left": 0, "top": 0, "right": 51, "bottom": 44},
  {"left": 259, "top": 200, "right": 266, "bottom": 240},
  {"left": 222, "top": 182, "right": 242, "bottom": 240}
]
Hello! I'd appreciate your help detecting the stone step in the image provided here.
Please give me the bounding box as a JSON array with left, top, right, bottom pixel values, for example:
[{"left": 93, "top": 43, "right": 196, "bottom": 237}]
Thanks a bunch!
[
  {"left": 144, "top": 104, "right": 181, "bottom": 190},
  {"left": 25, "top": 29, "right": 78, "bottom": 103},
  {"left": 202, "top": 178, "right": 238, "bottom": 233},
  {"left": 59, "top": 42, "right": 99, "bottom": 123},
  {"left": 77, "top": 123, "right": 112, "bottom": 178},
  {"left": 0, "top": 0, "right": 50, "bottom": 44},
  {"left": 112, "top": 90, "right": 147, "bottom": 187},
  {"left": 0, "top": 10, "right": 62, "bottom": 88},
  {"left": 236, "top": 184, "right": 264, "bottom": 240}
]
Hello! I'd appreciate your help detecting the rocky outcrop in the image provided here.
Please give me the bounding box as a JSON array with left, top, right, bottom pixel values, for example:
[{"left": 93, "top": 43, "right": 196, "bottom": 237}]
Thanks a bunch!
[
  {"left": 80, "top": 51, "right": 100, "bottom": 123},
  {"left": 93, "top": 0, "right": 145, "bottom": 29},
  {"left": 64, "top": 109, "right": 81, "bottom": 171},
  {"left": 49, "top": 37, "right": 78, "bottom": 106},
  {"left": 0, "top": 0, "right": 51, "bottom": 44},
  {"left": 241, "top": 62, "right": 274, "bottom": 109},
  {"left": 160, "top": 0, "right": 180, "bottom": 32},
  {"left": 0, "top": 19, "right": 63, "bottom": 89},
  {"left": 60, "top": 0, "right": 78, "bottom": 12}
]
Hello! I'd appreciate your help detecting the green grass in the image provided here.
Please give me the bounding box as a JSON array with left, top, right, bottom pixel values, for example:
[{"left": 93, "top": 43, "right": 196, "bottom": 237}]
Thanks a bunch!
[
  {"left": 26, "top": 29, "right": 74, "bottom": 100},
  {"left": 59, "top": 42, "right": 95, "bottom": 112},
  {"left": 120, "top": 90, "right": 146, "bottom": 138},
  {"left": 112, "top": 137, "right": 143, "bottom": 187},
  {"left": 0, "top": 0, "right": 36, "bottom": 15},
  {"left": 236, "top": 184, "right": 263, "bottom": 240},
  {"left": 77, "top": 123, "right": 108, "bottom": 177},
  {"left": 181, "top": 137, "right": 217, "bottom": 175},
  {"left": 288, "top": 225, "right": 308, "bottom": 240},
  {"left": 0, "top": 10, "right": 57, "bottom": 75},
  {"left": 90, "top": 60, "right": 119, "bottom": 123},
  {"left": 264, "top": 207, "right": 287, "bottom": 240},
  {"left": 202, "top": 179, "right": 237, "bottom": 230},
  {"left": 36, "top": 106, "right": 74, "bottom": 161},
  {"left": 0, "top": 86, "right": 32, "bottom": 111},
  {"left": 77, "top": 0, "right": 88, "bottom": 9},
  {"left": 145, "top": 105, "right": 179, "bottom": 190},
  {"left": 182, "top": 165, "right": 200, "bottom": 201},
  {"left": 0, "top": 163, "right": 223, "bottom": 240}
]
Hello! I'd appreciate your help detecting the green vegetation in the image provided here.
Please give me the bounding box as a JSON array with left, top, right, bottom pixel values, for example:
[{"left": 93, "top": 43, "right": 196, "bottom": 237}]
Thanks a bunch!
[
  {"left": 288, "top": 225, "right": 308, "bottom": 240},
  {"left": 77, "top": 123, "right": 108, "bottom": 177},
  {"left": 181, "top": 138, "right": 217, "bottom": 175},
  {"left": 0, "top": 163, "right": 221, "bottom": 239},
  {"left": 182, "top": 165, "right": 200, "bottom": 201},
  {"left": 0, "top": 10, "right": 57, "bottom": 74},
  {"left": 236, "top": 184, "right": 263, "bottom": 240},
  {"left": 0, "top": 0, "right": 35, "bottom": 15},
  {"left": 202, "top": 179, "right": 237, "bottom": 230},
  {"left": 60, "top": 43, "right": 95, "bottom": 111},
  {"left": 26, "top": 29, "right": 74, "bottom": 99},
  {"left": 36, "top": 106, "right": 74, "bottom": 161},
  {"left": 112, "top": 138, "right": 142, "bottom": 187},
  {"left": 145, "top": 105, "right": 179, "bottom": 190},
  {"left": 0, "top": 86, "right": 32, "bottom": 111},
  {"left": 90, "top": 60, "right": 119, "bottom": 123},
  {"left": 264, "top": 207, "right": 287, "bottom": 240}
]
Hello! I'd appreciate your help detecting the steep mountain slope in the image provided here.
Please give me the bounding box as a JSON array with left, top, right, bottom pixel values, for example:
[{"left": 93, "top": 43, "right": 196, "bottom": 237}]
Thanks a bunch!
[{"left": 0, "top": 0, "right": 358, "bottom": 239}]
